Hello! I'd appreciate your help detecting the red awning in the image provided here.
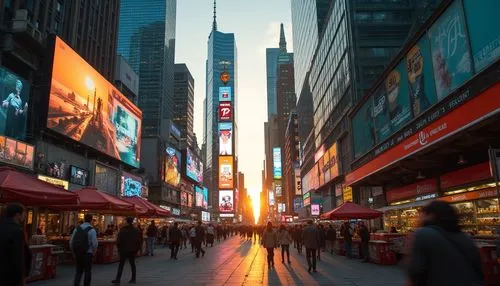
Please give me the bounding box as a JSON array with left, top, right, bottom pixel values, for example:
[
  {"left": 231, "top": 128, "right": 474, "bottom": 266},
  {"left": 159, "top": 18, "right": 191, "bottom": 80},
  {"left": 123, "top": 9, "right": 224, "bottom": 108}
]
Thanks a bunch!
[
  {"left": 122, "top": 197, "right": 171, "bottom": 217},
  {"left": 0, "top": 167, "right": 78, "bottom": 206},
  {"left": 320, "top": 202, "right": 383, "bottom": 220}
]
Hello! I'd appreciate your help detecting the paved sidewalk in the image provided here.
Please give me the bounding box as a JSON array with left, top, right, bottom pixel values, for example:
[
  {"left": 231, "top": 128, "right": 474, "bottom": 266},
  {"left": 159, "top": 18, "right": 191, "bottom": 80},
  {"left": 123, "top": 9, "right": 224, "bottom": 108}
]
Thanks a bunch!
[{"left": 31, "top": 236, "right": 406, "bottom": 286}]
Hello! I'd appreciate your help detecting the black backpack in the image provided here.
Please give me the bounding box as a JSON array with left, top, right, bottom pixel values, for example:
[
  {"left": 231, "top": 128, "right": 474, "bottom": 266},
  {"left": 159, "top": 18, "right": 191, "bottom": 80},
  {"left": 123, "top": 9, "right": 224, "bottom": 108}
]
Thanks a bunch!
[{"left": 72, "top": 226, "right": 92, "bottom": 257}]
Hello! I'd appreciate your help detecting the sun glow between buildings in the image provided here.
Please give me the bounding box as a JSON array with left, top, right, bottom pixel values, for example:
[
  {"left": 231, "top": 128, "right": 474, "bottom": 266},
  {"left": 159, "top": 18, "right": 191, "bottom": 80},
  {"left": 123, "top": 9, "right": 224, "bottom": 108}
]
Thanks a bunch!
[{"left": 248, "top": 187, "right": 261, "bottom": 224}]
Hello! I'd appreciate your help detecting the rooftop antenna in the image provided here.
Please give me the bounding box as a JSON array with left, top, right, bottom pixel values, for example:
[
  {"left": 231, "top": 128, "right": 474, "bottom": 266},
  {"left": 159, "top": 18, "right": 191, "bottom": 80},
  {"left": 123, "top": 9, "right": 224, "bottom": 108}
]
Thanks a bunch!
[{"left": 212, "top": 0, "right": 217, "bottom": 31}]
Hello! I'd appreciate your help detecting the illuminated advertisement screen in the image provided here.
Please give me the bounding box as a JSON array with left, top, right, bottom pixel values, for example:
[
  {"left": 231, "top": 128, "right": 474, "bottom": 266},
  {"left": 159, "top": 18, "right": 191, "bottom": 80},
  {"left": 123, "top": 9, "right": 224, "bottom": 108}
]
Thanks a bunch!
[
  {"left": 121, "top": 172, "right": 142, "bottom": 197},
  {"left": 311, "top": 204, "right": 320, "bottom": 216},
  {"left": 195, "top": 186, "right": 203, "bottom": 207},
  {"left": 70, "top": 165, "right": 89, "bottom": 186},
  {"left": 218, "top": 122, "right": 233, "bottom": 156},
  {"left": 181, "top": 191, "right": 188, "bottom": 206},
  {"left": 0, "top": 68, "right": 31, "bottom": 141},
  {"left": 293, "top": 197, "right": 303, "bottom": 212},
  {"left": 219, "top": 86, "right": 232, "bottom": 102},
  {"left": 273, "top": 147, "right": 282, "bottom": 179},
  {"left": 188, "top": 193, "right": 193, "bottom": 207},
  {"left": 275, "top": 181, "right": 282, "bottom": 197},
  {"left": 218, "top": 156, "right": 234, "bottom": 189},
  {"left": 219, "top": 190, "right": 234, "bottom": 212},
  {"left": 164, "top": 144, "right": 181, "bottom": 187},
  {"left": 0, "top": 135, "right": 34, "bottom": 170},
  {"left": 202, "top": 187, "right": 208, "bottom": 209},
  {"left": 294, "top": 168, "right": 302, "bottom": 195},
  {"left": 278, "top": 203, "right": 286, "bottom": 213},
  {"left": 269, "top": 191, "right": 275, "bottom": 206},
  {"left": 218, "top": 102, "right": 232, "bottom": 121},
  {"left": 47, "top": 37, "right": 142, "bottom": 167},
  {"left": 202, "top": 211, "right": 210, "bottom": 222},
  {"left": 186, "top": 148, "right": 203, "bottom": 183}
]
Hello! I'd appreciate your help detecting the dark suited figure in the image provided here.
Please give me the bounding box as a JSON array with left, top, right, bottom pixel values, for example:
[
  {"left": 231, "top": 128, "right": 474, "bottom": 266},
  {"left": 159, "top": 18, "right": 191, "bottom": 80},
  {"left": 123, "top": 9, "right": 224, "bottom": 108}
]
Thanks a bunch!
[
  {"left": 112, "top": 217, "right": 141, "bottom": 285},
  {"left": 302, "top": 220, "right": 320, "bottom": 273},
  {"left": 169, "top": 222, "right": 182, "bottom": 259}
]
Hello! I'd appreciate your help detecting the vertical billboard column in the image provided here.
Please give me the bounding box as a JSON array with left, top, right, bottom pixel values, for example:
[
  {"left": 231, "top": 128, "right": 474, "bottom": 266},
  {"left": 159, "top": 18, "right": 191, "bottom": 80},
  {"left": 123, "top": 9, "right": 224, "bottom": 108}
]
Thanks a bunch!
[{"left": 218, "top": 84, "right": 235, "bottom": 218}]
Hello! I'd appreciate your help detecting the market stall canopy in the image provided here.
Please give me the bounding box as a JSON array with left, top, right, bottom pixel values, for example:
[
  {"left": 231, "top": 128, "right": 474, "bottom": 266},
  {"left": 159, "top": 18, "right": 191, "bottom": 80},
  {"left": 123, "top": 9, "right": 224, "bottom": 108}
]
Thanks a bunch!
[
  {"left": 122, "top": 196, "right": 170, "bottom": 217},
  {"left": 0, "top": 167, "right": 78, "bottom": 206},
  {"left": 53, "top": 187, "right": 145, "bottom": 215},
  {"left": 320, "top": 202, "right": 383, "bottom": 220}
]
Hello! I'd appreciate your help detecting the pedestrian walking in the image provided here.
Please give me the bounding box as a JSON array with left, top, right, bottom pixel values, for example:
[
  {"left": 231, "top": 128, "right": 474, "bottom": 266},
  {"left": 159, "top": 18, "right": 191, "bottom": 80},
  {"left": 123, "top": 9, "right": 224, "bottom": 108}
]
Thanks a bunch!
[
  {"left": 326, "top": 224, "right": 337, "bottom": 254},
  {"left": 262, "top": 222, "right": 278, "bottom": 269},
  {"left": 358, "top": 222, "right": 370, "bottom": 262},
  {"left": 207, "top": 224, "right": 215, "bottom": 247},
  {"left": 189, "top": 225, "right": 196, "bottom": 252},
  {"left": 112, "top": 217, "right": 141, "bottom": 285},
  {"left": 317, "top": 224, "right": 326, "bottom": 261},
  {"left": 70, "top": 213, "right": 98, "bottom": 286},
  {"left": 195, "top": 221, "right": 206, "bottom": 258},
  {"left": 0, "top": 203, "right": 32, "bottom": 286},
  {"left": 160, "top": 224, "right": 168, "bottom": 248},
  {"left": 278, "top": 224, "right": 292, "bottom": 264},
  {"left": 341, "top": 221, "right": 353, "bottom": 259},
  {"left": 407, "top": 201, "right": 483, "bottom": 286},
  {"left": 146, "top": 221, "right": 158, "bottom": 256},
  {"left": 293, "top": 225, "right": 304, "bottom": 255},
  {"left": 303, "top": 220, "right": 319, "bottom": 273},
  {"left": 169, "top": 222, "right": 182, "bottom": 260}
]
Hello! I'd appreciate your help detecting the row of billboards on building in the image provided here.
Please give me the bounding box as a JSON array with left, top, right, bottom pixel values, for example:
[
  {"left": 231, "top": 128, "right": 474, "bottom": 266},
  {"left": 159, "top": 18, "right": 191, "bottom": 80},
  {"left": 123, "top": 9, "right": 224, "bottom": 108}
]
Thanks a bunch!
[{"left": 218, "top": 85, "right": 235, "bottom": 217}]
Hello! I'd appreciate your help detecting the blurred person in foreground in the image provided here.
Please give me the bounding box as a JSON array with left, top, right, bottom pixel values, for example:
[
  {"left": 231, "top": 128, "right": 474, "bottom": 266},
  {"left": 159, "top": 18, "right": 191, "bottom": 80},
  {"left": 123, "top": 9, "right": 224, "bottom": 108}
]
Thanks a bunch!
[
  {"left": 407, "top": 201, "right": 483, "bottom": 286},
  {"left": 262, "top": 222, "right": 278, "bottom": 269},
  {"left": 71, "top": 214, "right": 98, "bottom": 286},
  {"left": 0, "top": 203, "right": 31, "bottom": 286},
  {"left": 303, "top": 220, "right": 319, "bottom": 273},
  {"left": 112, "top": 217, "right": 141, "bottom": 285},
  {"left": 278, "top": 224, "right": 292, "bottom": 264}
]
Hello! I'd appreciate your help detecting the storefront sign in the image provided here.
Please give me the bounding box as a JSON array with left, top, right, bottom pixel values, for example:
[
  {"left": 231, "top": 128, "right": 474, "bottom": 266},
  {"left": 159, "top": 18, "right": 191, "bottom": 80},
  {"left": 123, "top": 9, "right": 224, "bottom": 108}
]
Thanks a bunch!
[
  {"left": 386, "top": 179, "right": 437, "bottom": 203},
  {"left": 439, "top": 187, "right": 497, "bottom": 203},
  {"left": 303, "top": 192, "right": 311, "bottom": 206},
  {"left": 335, "top": 184, "right": 343, "bottom": 196},
  {"left": 440, "top": 162, "right": 492, "bottom": 190},
  {"left": 38, "top": 175, "right": 69, "bottom": 190},
  {"left": 346, "top": 83, "right": 500, "bottom": 186},
  {"left": 220, "top": 213, "right": 235, "bottom": 218},
  {"left": 294, "top": 168, "right": 302, "bottom": 195},
  {"left": 343, "top": 186, "right": 353, "bottom": 202},
  {"left": 172, "top": 208, "right": 181, "bottom": 216},
  {"left": 159, "top": 205, "right": 171, "bottom": 211}
]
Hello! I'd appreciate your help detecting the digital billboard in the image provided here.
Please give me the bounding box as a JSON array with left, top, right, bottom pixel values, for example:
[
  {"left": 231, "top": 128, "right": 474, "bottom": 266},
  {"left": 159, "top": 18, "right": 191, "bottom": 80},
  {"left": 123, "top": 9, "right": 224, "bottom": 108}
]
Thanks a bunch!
[
  {"left": 219, "top": 190, "right": 234, "bottom": 212},
  {"left": 188, "top": 193, "right": 193, "bottom": 207},
  {"left": 181, "top": 191, "right": 188, "bottom": 206},
  {"left": 294, "top": 168, "right": 302, "bottom": 195},
  {"left": 273, "top": 147, "right": 282, "bottom": 179},
  {"left": 275, "top": 181, "right": 282, "bottom": 197},
  {"left": 293, "top": 197, "right": 303, "bottom": 212},
  {"left": 0, "top": 135, "right": 34, "bottom": 170},
  {"left": 269, "top": 191, "right": 275, "bottom": 206},
  {"left": 386, "top": 62, "right": 411, "bottom": 132},
  {"left": 218, "top": 86, "right": 232, "bottom": 102},
  {"left": 120, "top": 172, "right": 142, "bottom": 197},
  {"left": 47, "top": 37, "right": 142, "bottom": 167},
  {"left": 195, "top": 186, "right": 203, "bottom": 207},
  {"left": 219, "top": 156, "right": 234, "bottom": 189},
  {"left": 186, "top": 148, "right": 203, "bottom": 184},
  {"left": 0, "top": 67, "right": 31, "bottom": 141},
  {"left": 278, "top": 203, "right": 286, "bottom": 213},
  {"left": 311, "top": 204, "right": 320, "bottom": 216},
  {"left": 164, "top": 145, "right": 181, "bottom": 188},
  {"left": 218, "top": 123, "right": 233, "bottom": 156},
  {"left": 218, "top": 102, "right": 232, "bottom": 121},
  {"left": 202, "top": 187, "right": 208, "bottom": 209},
  {"left": 202, "top": 211, "right": 210, "bottom": 222},
  {"left": 70, "top": 165, "right": 89, "bottom": 186}
]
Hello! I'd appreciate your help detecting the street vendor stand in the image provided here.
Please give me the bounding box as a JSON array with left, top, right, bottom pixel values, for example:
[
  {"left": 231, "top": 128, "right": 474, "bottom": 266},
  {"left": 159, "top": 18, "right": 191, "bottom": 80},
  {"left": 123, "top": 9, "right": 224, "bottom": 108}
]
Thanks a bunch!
[
  {"left": 319, "top": 202, "right": 395, "bottom": 264},
  {"left": 0, "top": 167, "right": 79, "bottom": 282}
]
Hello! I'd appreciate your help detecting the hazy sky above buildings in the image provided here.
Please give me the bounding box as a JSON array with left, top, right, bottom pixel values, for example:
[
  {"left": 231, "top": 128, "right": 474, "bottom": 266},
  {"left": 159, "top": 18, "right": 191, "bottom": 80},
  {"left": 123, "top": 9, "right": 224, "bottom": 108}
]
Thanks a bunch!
[{"left": 176, "top": 0, "right": 293, "bottom": 202}]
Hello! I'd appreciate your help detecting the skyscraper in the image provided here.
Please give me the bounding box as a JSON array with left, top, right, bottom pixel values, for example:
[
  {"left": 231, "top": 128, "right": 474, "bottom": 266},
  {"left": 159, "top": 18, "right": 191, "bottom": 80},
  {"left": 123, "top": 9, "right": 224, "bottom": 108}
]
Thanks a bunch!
[
  {"left": 266, "top": 48, "right": 280, "bottom": 119},
  {"left": 204, "top": 1, "right": 238, "bottom": 211},
  {"left": 117, "top": 0, "right": 176, "bottom": 137},
  {"left": 173, "top": 64, "right": 195, "bottom": 148}
]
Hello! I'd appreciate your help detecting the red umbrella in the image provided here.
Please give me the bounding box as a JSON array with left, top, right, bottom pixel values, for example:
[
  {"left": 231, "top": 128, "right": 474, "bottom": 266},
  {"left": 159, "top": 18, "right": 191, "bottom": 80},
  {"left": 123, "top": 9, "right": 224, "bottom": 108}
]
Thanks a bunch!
[
  {"left": 122, "top": 197, "right": 171, "bottom": 217},
  {"left": 320, "top": 202, "right": 382, "bottom": 220},
  {"left": 0, "top": 167, "right": 78, "bottom": 206}
]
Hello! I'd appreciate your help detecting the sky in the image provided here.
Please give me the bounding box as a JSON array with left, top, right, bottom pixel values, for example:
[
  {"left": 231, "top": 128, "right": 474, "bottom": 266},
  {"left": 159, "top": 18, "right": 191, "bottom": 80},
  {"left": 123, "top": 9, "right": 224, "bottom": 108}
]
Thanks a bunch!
[{"left": 176, "top": 0, "right": 294, "bottom": 215}]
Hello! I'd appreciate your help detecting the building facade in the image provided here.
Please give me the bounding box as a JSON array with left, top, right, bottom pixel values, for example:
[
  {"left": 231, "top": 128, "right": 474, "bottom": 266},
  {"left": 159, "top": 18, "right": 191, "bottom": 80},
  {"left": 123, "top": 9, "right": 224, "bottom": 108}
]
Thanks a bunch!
[
  {"left": 173, "top": 63, "right": 195, "bottom": 149},
  {"left": 266, "top": 48, "right": 280, "bottom": 119},
  {"left": 117, "top": 0, "right": 176, "bottom": 137},
  {"left": 283, "top": 112, "right": 299, "bottom": 215},
  {"left": 114, "top": 55, "right": 139, "bottom": 104}
]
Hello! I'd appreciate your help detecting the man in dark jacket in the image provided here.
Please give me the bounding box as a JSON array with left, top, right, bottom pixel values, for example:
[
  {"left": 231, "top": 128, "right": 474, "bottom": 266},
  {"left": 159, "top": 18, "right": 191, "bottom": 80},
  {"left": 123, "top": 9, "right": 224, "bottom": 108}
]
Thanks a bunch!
[
  {"left": 169, "top": 222, "right": 182, "bottom": 260},
  {"left": 358, "top": 222, "right": 370, "bottom": 262},
  {"left": 112, "top": 217, "right": 141, "bottom": 285},
  {"left": 0, "top": 203, "right": 32, "bottom": 286},
  {"left": 195, "top": 221, "right": 206, "bottom": 258},
  {"left": 146, "top": 221, "right": 158, "bottom": 256},
  {"left": 342, "top": 222, "right": 353, "bottom": 258},
  {"left": 302, "top": 221, "right": 319, "bottom": 273},
  {"left": 326, "top": 225, "right": 337, "bottom": 254}
]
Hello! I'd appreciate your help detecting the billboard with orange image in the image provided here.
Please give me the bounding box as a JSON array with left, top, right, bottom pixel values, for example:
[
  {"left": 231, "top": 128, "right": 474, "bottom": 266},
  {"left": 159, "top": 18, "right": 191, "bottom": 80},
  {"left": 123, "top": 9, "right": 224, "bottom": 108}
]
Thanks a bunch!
[
  {"left": 219, "top": 156, "right": 234, "bottom": 189},
  {"left": 47, "top": 37, "right": 142, "bottom": 168}
]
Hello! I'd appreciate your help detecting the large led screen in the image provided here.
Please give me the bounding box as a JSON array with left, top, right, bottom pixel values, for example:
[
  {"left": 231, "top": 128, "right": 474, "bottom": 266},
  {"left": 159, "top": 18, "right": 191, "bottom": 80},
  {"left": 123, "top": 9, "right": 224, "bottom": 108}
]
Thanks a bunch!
[
  {"left": 121, "top": 172, "right": 142, "bottom": 197},
  {"left": 273, "top": 147, "right": 282, "bottom": 179},
  {"left": 202, "top": 187, "right": 208, "bottom": 209},
  {"left": 0, "top": 135, "right": 34, "bottom": 170},
  {"left": 164, "top": 145, "right": 181, "bottom": 187},
  {"left": 181, "top": 191, "right": 188, "bottom": 206},
  {"left": 195, "top": 186, "right": 203, "bottom": 207},
  {"left": 218, "top": 102, "right": 232, "bottom": 121},
  {"left": 219, "top": 122, "right": 233, "bottom": 156},
  {"left": 219, "top": 190, "right": 234, "bottom": 212},
  {"left": 70, "top": 165, "right": 89, "bottom": 186},
  {"left": 47, "top": 37, "right": 142, "bottom": 167},
  {"left": 219, "top": 156, "right": 234, "bottom": 189},
  {"left": 0, "top": 68, "right": 31, "bottom": 141},
  {"left": 186, "top": 148, "right": 203, "bottom": 183},
  {"left": 219, "top": 86, "right": 232, "bottom": 102}
]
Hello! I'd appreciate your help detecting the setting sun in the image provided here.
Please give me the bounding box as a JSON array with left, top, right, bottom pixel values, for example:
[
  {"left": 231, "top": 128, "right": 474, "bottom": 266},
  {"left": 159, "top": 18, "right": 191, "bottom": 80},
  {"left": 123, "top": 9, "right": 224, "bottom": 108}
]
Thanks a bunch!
[{"left": 248, "top": 187, "right": 261, "bottom": 224}]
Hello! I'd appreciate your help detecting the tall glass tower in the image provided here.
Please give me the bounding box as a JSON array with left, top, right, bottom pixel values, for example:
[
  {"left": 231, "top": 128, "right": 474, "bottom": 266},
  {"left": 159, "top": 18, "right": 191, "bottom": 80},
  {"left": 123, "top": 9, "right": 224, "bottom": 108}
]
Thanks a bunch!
[{"left": 117, "top": 0, "right": 176, "bottom": 137}]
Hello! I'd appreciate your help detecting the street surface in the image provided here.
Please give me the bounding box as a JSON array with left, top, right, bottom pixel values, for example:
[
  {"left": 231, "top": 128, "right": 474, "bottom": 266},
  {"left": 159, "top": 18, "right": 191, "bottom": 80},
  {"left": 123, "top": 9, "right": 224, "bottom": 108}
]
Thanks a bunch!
[{"left": 32, "top": 236, "right": 406, "bottom": 286}]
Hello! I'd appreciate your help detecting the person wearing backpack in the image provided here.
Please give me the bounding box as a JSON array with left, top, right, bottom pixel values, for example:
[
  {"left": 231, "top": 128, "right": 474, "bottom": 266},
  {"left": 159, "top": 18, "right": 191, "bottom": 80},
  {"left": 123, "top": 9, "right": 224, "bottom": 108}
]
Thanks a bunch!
[{"left": 70, "top": 214, "right": 98, "bottom": 286}]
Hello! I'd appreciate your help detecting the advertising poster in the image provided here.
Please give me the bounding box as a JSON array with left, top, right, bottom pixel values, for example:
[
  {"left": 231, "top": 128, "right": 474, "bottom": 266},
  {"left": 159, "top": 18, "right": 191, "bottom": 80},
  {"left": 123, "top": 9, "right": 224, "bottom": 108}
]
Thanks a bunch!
[
  {"left": 328, "top": 143, "right": 339, "bottom": 180},
  {"left": 386, "top": 62, "right": 411, "bottom": 132},
  {"left": 164, "top": 145, "right": 181, "bottom": 188},
  {"left": 70, "top": 165, "right": 89, "bottom": 186},
  {"left": 188, "top": 193, "right": 193, "bottom": 207},
  {"left": 120, "top": 172, "right": 142, "bottom": 197},
  {"left": 0, "top": 68, "right": 30, "bottom": 141},
  {"left": 311, "top": 204, "right": 320, "bottom": 216},
  {"left": 218, "top": 156, "right": 234, "bottom": 189},
  {"left": 293, "top": 197, "right": 303, "bottom": 212},
  {"left": 275, "top": 182, "right": 282, "bottom": 197},
  {"left": 47, "top": 37, "right": 142, "bottom": 168},
  {"left": 352, "top": 99, "right": 375, "bottom": 159},
  {"left": 219, "top": 190, "right": 234, "bottom": 212},
  {"left": 218, "top": 86, "right": 232, "bottom": 102},
  {"left": 428, "top": 0, "right": 472, "bottom": 101},
  {"left": 218, "top": 102, "right": 232, "bottom": 121},
  {"left": 195, "top": 186, "right": 203, "bottom": 207},
  {"left": 273, "top": 147, "right": 282, "bottom": 179},
  {"left": 463, "top": 0, "right": 500, "bottom": 72},
  {"left": 0, "top": 135, "right": 34, "bottom": 170},
  {"left": 218, "top": 122, "right": 233, "bottom": 156},
  {"left": 186, "top": 148, "right": 203, "bottom": 183},
  {"left": 278, "top": 203, "right": 285, "bottom": 213},
  {"left": 202, "top": 187, "right": 208, "bottom": 209},
  {"left": 181, "top": 191, "right": 188, "bottom": 206},
  {"left": 294, "top": 168, "right": 302, "bottom": 196},
  {"left": 372, "top": 88, "right": 391, "bottom": 142},
  {"left": 406, "top": 36, "right": 438, "bottom": 117},
  {"left": 269, "top": 191, "right": 275, "bottom": 206}
]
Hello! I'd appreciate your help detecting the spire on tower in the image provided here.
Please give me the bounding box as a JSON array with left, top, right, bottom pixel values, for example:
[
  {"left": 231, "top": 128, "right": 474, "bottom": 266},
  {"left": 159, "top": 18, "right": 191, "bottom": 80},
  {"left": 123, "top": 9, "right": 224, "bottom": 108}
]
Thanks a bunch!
[
  {"left": 212, "top": 0, "right": 217, "bottom": 31},
  {"left": 279, "top": 23, "right": 287, "bottom": 52}
]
